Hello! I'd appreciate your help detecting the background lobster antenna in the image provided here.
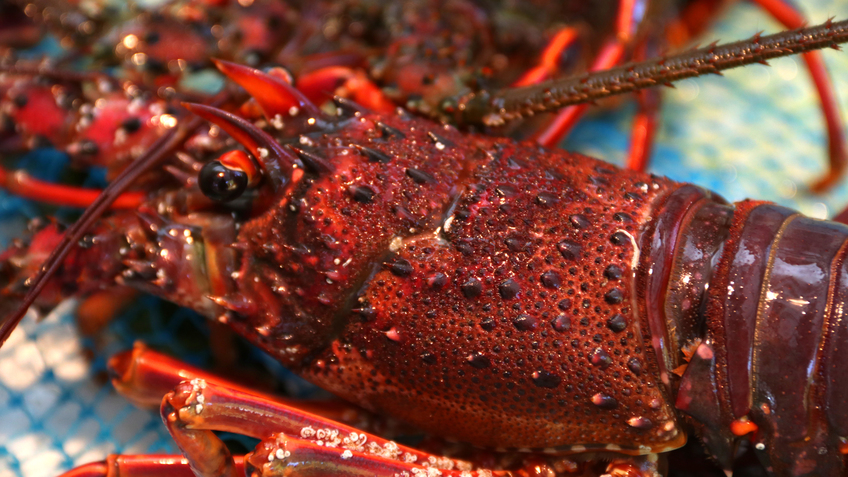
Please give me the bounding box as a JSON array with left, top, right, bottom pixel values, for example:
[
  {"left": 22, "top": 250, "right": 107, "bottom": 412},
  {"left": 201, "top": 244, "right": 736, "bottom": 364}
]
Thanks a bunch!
[
  {"left": 459, "top": 18, "right": 848, "bottom": 127},
  {"left": 0, "top": 117, "right": 202, "bottom": 347}
]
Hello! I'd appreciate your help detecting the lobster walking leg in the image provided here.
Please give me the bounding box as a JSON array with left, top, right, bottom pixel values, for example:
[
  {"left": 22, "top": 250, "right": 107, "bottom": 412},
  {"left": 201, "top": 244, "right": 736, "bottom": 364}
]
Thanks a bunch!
[
  {"left": 511, "top": 27, "right": 581, "bottom": 88},
  {"left": 533, "top": 0, "right": 646, "bottom": 147},
  {"left": 57, "top": 456, "right": 242, "bottom": 477},
  {"left": 108, "top": 342, "right": 407, "bottom": 436},
  {"left": 158, "top": 378, "right": 662, "bottom": 477},
  {"left": 749, "top": 0, "right": 848, "bottom": 191},
  {"left": 625, "top": 88, "right": 661, "bottom": 172}
]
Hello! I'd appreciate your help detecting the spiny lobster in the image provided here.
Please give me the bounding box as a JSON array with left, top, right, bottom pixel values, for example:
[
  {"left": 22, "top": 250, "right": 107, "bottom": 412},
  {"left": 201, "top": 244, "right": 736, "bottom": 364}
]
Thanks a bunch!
[{"left": 2, "top": 2, "right": 848, "bottom": 477}]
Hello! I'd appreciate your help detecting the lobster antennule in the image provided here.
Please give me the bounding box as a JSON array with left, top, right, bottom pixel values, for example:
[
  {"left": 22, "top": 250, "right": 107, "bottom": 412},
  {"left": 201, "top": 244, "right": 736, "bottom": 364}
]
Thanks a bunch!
[
  {"left": 182, "top": 102, "right": 301, "bottom": 191},
  {"left": 0, "top": 114, "right": 202, "bottom": 347},
  {"left": 212, "top": 58, "right": 324, "bottom": 121}
]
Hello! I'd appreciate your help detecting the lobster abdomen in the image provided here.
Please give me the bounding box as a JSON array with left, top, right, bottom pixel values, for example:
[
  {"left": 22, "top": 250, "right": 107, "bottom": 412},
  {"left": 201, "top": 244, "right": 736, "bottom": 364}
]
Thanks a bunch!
[{"left": 674, "top": 200, "right": 848, "bottom": 475}]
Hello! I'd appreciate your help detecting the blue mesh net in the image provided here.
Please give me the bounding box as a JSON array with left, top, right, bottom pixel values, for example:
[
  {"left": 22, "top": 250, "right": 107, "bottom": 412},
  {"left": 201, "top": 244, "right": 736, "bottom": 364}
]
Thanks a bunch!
[{"left": 2, "top": 1, "right": 848, "bottom": 476}]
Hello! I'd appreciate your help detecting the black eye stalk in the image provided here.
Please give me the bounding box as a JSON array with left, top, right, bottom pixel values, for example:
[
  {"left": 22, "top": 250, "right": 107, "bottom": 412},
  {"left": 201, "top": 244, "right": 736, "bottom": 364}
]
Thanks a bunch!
[
  {"left": 198, "top": 150, "right": 258, "bottom": 202},
  {"left": 199, "top": 160, "right": 248, "bottom": 202}
]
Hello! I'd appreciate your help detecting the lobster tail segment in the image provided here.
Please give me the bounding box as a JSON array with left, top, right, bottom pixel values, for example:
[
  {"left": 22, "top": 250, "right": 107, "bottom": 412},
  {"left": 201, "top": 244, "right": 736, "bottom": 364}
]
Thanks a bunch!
[{"left": 682, "top": 200, "right": 848, "bottom": 475}]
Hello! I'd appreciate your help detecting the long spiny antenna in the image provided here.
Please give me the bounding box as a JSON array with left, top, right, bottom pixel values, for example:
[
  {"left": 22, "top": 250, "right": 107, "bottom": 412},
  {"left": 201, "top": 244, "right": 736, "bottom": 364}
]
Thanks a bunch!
[{"left": 458, "top": 18, "right": 848, "bottom": 126}]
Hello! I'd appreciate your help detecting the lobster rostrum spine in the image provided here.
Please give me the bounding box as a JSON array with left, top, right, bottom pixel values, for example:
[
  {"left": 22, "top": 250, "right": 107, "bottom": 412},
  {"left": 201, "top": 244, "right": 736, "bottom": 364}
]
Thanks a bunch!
[{"left": 5, "top": 21, "right": 848, "bottom": 477}]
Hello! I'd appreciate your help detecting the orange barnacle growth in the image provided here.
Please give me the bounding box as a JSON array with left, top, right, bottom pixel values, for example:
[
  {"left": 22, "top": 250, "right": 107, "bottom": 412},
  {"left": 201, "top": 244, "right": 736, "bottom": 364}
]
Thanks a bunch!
[{"left": 730, "top": 418, "right": 758, "bottom": 437}]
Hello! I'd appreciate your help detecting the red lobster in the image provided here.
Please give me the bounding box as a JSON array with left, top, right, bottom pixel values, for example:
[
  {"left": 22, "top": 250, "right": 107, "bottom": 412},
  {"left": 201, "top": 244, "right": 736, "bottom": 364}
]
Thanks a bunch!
[{"left": 1, "top": 14, "right": 848, "bottom": 477}]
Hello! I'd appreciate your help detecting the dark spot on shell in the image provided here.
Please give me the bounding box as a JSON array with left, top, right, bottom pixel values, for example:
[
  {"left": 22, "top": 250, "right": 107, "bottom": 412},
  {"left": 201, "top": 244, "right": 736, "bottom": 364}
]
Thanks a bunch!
[
  {"left": 551, "top": 314, "right": 571, "bottom": 333},
  {"left": 592, "top": 393, "right": 618, "bottom": 409},
  {"left": 456, "top": 240, "right": 473, "bottom": 255},
  {"left": 480, "top": 317, "right": 496, "bottom": 331},
  {"left": 13, "top": 94, "right": 28, "bottom": 108},
  {"left": 495, "top": 185, "right": 516, "bottom": 198},
  {"left": 624, "top": 192, "right": 641, "bottom": 202},
  {"left": 467, "top": 353, "right": 490, "bottom": 369},
  {"left": 513, "top": 314, "right": 538, "bottom": 331},
  {"left": 604, "top": 265, "right": 623, "bottom": 280},
  {"left": 421, "top": 352, "right": 437, "bottom": 364},
  {"left": 610, "top": 232, "right": 629, "bottom": 245},
  {"left": 535, "top": 192, "right": 558, "bottom": 207},
  {"left": 498, "top": 279, "right": 520, "bottom": 299},
  {"left": 406, "top": 168, "right": 434, "bottom": 184},
  {"left": 461, "top": 278, "right": 482, "bottom": 298},
  {"left": 558, "top": 299, "right": 572, "bottom": 311},
  {"left": 427, "top": 131, "right": 453, "bottom": 147},
  {"left": 613, "top": 212, "right": 633, "bottom": 223},
  {"left": 606, "top": 314, "right": 627, "bottom": 333},
  {"left": 627, "top": 357, "right": 642, "bottom": 375},
  {"left": 569, "top": 214, "right": 590, "bottom": 229},
  {"left": 591, "top": 348, "right": 613, "bottom": 369},
  {"left": 121, "top": 117, "right": 142, "bottom": 133},
  {"left": 356, "top": 306, "right": 376, "bottom": 321},
  {"left": 291, "top": 146, "right": 331, "bottom": 173},
  {"left": 628, "top": 417, "right": 653, "bottom": 430},
  {"left": 532, "top": 370, "right": 561, "bottom": 388},
  {"left": 604, "top": 288, "right": 624, "bottom": 304},
  {"left": 351, "top": 185, "right": 375, "bottom": 203},
  {"left": 389, "top": 258, "right": 413, "bottom": 277},
  {"left": 505, "top": 237, "right": 524, "bottom": 252},
  {"left": 540, "top": 270, "right": 561, "bottom": 289},
  {"left": 355, "top": 145, "right": 392, "bottom": 163},
  {"left": 376, "top": 121, "right": 405, "bottom": 139},
  {"left": 144, "top": 31, "right": 160, "bottom": 44},
  {"left": 557, "top": 240, "right": 581, "bottom": 260},
  {"left": 428, "top": 273, "right": 447, "bottom": 289}
]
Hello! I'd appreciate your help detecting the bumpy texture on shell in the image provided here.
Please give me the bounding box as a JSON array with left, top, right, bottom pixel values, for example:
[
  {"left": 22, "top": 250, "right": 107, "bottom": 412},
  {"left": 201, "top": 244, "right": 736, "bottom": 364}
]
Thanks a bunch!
[{"left": 227, "top": 109, "right": 686, "bottom": 453}]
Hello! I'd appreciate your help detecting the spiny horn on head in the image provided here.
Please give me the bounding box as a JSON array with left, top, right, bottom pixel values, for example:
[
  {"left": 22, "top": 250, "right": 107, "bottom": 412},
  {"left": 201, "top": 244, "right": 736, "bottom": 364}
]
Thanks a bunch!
[
  {"left": 182, "top": 102, "right": 301, "bottom": 191},
  {"left": 211, "top": 59, "right": 324, "bottom": 125}
]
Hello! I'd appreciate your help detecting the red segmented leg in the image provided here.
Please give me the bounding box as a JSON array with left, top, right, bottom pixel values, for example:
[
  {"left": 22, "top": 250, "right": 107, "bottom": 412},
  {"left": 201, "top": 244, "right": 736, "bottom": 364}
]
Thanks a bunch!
[
  {"left": 57, "top": 455, "right": 245, "bottom": 477},
  {"left": 532, "top": 40, "right": 626, "bottom": 147},
  {"left": 625, "top": 89, "right": 661, "bottom": 172},
  {"left": 108, "top": 342, "right": 410, "bottom": 437},
  {"left": 749, "top": 0, "right": 847, "bottom": 191},
  {"left": 0, "top": 165, "right": 144, "bottom": 209},
  {"left": 511, "top": 27, "right": 580, "bottom": 88},
  {"left": 533, "top": 0, "right": 648, "bottom": 147},
  {"left": 626, "top": 40, "right": 663, "bottom": 172},
  {"left": 157, "top": 378, "right": 661, "bottom": 477}
]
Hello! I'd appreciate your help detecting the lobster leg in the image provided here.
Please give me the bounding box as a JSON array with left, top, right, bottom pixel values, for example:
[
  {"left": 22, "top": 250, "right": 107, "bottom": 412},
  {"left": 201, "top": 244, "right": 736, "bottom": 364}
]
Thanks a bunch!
[
  {"left": 626, "top": 88, "right": 662, "bottom": 173},
  {"left": 57, "top": 455, "right": 244, "bottom": 477},
  {"left": 749, "top": 0, "right": 848, "bottom": 191},
  {"left": 511, "top": 26, "right": 581, "bottom": 88},
  {"left": 156, "top": 377, "right": 662, "bottom": 477},
  {"left": 625, "top": 39, "right": 663, "bottom": 173},
  {"left": 0, "top": 164, "right": 143, "bottom": 209},
  {"left": 532, "top": 0, "right": 648, "bottom": 147},
  {"left": 108, "top": 342, "right": 407, "bottom": 437}
]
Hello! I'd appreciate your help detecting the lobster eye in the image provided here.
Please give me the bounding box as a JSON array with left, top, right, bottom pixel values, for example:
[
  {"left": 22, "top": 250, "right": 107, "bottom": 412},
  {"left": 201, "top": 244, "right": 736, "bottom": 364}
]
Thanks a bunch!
[{"left": 199, "top": 160, "right": 248, "bottom": 202}]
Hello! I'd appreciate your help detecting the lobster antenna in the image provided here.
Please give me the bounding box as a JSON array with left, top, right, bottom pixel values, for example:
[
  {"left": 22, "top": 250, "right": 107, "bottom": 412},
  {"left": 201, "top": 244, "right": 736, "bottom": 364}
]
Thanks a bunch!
[
  {"left": 0, "top": 115, "right": 203, "bottom": 347},
  {"left": 461, "top": 18, "right": 848, "bottom": 126}
]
